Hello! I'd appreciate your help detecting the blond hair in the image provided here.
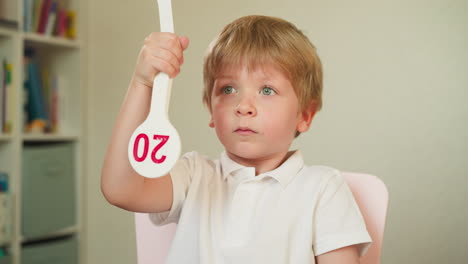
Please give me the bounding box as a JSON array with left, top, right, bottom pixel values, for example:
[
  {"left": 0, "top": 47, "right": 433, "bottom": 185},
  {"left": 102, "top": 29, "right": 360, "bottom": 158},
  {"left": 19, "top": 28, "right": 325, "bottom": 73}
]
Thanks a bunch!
[{"left": 203, "top": 15, "right": 323, "bottom": 115}]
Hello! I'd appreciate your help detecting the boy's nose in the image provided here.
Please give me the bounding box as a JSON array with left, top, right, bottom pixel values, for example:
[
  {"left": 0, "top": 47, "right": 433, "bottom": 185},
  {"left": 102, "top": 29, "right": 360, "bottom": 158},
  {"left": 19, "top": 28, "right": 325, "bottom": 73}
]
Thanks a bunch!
[{"left": 235, "top": 98, "right": 257, "bottom": 117}]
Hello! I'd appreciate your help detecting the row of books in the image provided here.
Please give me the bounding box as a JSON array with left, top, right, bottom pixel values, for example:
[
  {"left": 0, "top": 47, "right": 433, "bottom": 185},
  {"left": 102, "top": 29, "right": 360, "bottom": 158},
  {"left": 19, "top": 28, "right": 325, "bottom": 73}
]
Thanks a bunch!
[
  {"left": 24, "top": 48, "right": 66, "bottom": 133},
  {"left": 1, "top": 60, "right": 13, "bottom": 134},
  {"left": 23, "top": 0, "right": 77, "bottom": 39},
  {"left": 0, "top": 172, "right": 11, "bottom": 245}
]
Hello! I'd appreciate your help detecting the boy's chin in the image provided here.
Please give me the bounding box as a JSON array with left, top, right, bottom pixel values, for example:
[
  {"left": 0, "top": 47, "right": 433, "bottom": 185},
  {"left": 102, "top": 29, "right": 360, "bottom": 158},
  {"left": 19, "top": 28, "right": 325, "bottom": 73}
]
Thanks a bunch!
[
  {"left": 224, "top": 143, "right": 255, "bottom": 156},
  {"left": 224, "top": 144, "right": 272, "bottom": 160}
]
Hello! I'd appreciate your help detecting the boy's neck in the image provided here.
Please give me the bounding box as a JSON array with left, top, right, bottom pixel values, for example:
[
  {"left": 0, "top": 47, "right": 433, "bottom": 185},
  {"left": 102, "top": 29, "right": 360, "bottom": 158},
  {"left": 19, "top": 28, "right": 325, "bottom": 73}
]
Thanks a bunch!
[{"left": 226, "top": 150, "right": 296, "bottom": 176}]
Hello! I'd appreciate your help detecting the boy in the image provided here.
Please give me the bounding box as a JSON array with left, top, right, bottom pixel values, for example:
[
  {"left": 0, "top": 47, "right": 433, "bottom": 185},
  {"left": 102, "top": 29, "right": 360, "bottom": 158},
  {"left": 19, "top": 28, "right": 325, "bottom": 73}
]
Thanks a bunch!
[{"left": 102, "top": 15, "right": 372, "bottom": 263}]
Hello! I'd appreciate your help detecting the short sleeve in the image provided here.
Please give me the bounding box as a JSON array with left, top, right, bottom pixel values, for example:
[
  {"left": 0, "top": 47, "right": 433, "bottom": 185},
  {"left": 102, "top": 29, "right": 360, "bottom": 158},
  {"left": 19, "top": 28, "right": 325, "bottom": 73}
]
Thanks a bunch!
[
  {"left": 312, "top": 170, "right": 372, "bottom": 257},
  {"left": 149, "top": 152, "right": 196, "bottom": 226}
]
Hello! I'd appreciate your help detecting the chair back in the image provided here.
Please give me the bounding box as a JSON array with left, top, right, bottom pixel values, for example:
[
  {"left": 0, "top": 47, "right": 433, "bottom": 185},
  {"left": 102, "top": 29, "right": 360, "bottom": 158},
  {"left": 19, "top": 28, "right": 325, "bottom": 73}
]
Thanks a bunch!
[
  {"left": 135, "top": 214, "right": 175, "bottom": 264},
  {"left": 342, "top": 172, "right": 389, "bottom": 264},
  {"left": 135, "top": 172, "right": 388, "bottom": 264}
]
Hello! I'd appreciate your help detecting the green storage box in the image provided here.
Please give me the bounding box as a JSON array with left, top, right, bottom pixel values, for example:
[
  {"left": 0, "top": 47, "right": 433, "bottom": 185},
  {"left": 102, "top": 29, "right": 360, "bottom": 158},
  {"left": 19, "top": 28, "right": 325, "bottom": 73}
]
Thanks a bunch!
[
  {"left": 21, "top": 143, "right": 76, "bottom": 239},
  {"left": 21, "top": 236, "right": 78, "bottom": 264},
  {"left": 0, "top": 255, "right": 12, "bottom": 264}
]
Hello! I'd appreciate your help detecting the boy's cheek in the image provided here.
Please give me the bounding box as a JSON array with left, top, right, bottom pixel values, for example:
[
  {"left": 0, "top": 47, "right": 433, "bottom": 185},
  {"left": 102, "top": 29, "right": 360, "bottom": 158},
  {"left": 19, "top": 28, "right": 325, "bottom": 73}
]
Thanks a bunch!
[{"left": 214, "top": 94, "right": 239, "bottom": 106}]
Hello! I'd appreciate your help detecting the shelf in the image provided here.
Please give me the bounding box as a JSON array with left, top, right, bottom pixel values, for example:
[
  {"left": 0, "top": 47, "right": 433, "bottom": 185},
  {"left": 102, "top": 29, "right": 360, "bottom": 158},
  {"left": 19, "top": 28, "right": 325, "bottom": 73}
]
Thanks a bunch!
[
  {"left": 2, "top": 0, "right": 84, "bottom": 263},
  {"left": 23, "top": 32, "right": 80, "bottom": 48},
  {"left": 0, "top": 134, "right": 13, "bottom": 142},
  {"left": 0, "top": 240, "right": 11, "bottom": 247},
  {"left": 21, "top": 134, "right": 79, "bottom": 142},
  {"left": 20, "top": 226, "right": 79, "bottom": 244},
  {"left": 0, "top": 26, "right": 16, "bottom": 37}
]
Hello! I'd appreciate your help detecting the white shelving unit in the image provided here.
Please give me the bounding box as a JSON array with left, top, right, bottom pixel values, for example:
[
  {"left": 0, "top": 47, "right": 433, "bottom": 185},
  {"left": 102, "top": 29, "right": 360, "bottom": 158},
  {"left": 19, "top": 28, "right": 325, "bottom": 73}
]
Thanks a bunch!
[{"left": 0, "top": 0, "right": 84, "bottom": 263}]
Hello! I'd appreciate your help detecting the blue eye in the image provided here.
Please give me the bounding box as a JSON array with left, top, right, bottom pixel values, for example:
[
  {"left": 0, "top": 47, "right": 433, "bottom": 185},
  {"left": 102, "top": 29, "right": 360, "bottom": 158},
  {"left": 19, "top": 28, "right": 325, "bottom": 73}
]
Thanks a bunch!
[
  {"left": 261, "top": 87, "right": 276, "bottom": 96},
  {"left": 223, "top": 86, "right": 236, "bottom": 94}
]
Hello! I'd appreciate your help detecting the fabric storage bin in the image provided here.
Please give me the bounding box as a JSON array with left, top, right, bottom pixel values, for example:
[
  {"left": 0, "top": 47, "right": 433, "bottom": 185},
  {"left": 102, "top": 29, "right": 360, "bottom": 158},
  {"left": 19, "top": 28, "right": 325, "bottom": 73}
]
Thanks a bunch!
[
  {"left": 21, "top": 236, "right": 78, "bottom": 264},
  {"left": 0, "top": 256, "right": 12, "bottom": 264},
  {"left": 0, "top": 192, "right": 12, "bottom": 244},
  {"left": 21, "top": 142, "right": 76, "bottom": 239}
]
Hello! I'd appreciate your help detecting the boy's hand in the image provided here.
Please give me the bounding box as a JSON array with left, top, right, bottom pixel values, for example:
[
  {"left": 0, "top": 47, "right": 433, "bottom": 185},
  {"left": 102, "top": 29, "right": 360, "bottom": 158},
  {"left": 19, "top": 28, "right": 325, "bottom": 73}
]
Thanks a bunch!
[{"left": 132, "top": 32, "right": 190, "bottom": 89}]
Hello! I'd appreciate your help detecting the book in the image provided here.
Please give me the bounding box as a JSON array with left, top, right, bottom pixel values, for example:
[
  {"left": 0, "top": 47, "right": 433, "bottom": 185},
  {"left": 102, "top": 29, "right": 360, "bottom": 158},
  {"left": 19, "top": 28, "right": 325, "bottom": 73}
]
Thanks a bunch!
[
  {"left": 0, "top": 172, "right": 10, "bottom": 244},
  {"left": 24, "top": 52, "right": 47, "bottom": 132},
  {"left": 0, "top": 172, "right": 8, "bottom": 192},
  {"left": 2, "top": 61, "right": 13, "bottom": 133},
  {"left": 66, "top": 10, "right": 76, "bottom": 39},
  {"left": 45, "top": 1, "right": 58, "bottom": 36},
  {"left": 41, "top": 69, "right": 50, "bottom": 125},
  {"left": 37, "top": 0, "right": 52, "bottom": 34},
  {"left": 0, "top": 60, "right": 4, "bottom": 132},
  {"left": 33, "top": 0, "right": 44, "bottom": 32},
  {"left": 24, "top": 0, "right": 33, "bottom": 31},
  {"left": 6, "top": 62, "right": 14, "bottom": 134},
  {"left": 55, "top": 74, "right": 68, "bottom": 133},
  {"left": 56, "top": 7, "right": 67, "bottom": 37}
]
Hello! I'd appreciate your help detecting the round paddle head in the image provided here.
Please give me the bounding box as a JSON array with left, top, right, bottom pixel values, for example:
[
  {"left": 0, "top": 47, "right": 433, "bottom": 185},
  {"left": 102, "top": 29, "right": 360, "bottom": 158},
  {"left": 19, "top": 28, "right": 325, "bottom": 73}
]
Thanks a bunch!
[
  {"left": 128, "top": 118, "right": 181, "bottom": 178},
  {"left": 128, "top": 74, "right": 181, "bottom": 178}
]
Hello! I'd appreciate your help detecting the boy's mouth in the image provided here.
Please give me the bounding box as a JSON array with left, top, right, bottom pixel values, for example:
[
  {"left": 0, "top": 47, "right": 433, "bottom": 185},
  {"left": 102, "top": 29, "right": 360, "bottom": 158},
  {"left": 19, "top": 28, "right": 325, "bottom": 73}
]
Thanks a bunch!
[{"left": 234, "top": 127, "right": 258, "bottom": 135}]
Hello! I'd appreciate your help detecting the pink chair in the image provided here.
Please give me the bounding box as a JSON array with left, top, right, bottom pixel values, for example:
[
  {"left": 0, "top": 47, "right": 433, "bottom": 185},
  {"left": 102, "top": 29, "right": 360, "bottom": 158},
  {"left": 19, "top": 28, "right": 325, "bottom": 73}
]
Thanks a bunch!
[
  {"left": 342, "top": 172, "right": 389, "bottom": 264},
  {"left": 135, "top": 172, "right": 389, "bottom": 264}
]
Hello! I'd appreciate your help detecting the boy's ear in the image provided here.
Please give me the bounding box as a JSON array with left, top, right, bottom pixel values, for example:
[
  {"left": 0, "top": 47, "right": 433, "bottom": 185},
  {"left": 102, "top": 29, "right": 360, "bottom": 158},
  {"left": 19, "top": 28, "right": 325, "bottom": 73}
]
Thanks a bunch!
[
  {"left": 209, "top": 116, "right": 215, "bottom": 128},
  {"left": 296, "top": 102, "right": 318, "bottom": 133}
]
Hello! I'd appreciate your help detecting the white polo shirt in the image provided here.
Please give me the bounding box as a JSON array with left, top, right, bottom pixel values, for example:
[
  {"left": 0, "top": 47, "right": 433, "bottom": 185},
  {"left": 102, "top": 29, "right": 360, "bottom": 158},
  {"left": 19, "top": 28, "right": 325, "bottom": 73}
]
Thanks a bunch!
[{"left": 150, "top": 150, "right": 372, "bottom": 264}]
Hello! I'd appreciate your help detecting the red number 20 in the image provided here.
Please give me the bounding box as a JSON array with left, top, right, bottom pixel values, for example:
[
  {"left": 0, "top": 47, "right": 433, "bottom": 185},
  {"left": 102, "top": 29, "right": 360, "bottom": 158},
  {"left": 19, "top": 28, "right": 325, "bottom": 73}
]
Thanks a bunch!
[{"left": 133, "top": 134, "right": 170, "bottom": 164}]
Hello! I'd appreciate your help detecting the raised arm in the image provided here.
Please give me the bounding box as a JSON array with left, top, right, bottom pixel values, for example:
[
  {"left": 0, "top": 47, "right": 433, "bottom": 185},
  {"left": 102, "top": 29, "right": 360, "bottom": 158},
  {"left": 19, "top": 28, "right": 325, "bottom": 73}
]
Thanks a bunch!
[{"left": 101, "top": 32, "right": 189, "bottom": 213}]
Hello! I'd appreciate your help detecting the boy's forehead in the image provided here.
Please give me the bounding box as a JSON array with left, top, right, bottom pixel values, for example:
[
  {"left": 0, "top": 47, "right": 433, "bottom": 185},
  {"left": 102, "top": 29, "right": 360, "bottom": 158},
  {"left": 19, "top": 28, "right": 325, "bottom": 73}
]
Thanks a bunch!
[{"left": 215, "top": 61, "right": 287, "bottom": 79}]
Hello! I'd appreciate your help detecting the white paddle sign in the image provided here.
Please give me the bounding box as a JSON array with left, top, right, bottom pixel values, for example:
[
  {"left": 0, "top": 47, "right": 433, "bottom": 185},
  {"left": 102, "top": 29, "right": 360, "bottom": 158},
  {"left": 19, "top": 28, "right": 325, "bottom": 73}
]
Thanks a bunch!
[{"left": 128, "top": 0, "right": 181, "bottom": 178}]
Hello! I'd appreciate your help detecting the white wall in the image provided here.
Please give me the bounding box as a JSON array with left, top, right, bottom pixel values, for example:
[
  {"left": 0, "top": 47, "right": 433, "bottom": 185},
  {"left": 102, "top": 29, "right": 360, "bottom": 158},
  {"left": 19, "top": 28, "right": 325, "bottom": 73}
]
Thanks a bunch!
[{"left": 86, "top": 0, "right": 468, "bottom": 263}]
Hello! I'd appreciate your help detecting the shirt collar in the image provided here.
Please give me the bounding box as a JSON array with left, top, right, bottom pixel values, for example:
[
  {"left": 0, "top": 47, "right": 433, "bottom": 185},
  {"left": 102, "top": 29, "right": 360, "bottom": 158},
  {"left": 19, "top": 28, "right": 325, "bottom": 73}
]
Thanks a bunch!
[{"left": 220, "top": 150, "right": 304, "bottom": 189}]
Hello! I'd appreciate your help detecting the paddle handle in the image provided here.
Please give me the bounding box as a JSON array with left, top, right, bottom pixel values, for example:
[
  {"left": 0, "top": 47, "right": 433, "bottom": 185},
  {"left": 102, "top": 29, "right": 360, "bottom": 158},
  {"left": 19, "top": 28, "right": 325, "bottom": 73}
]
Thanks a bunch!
[
  {"left": 158, "top": 0, "right": 174, "bottom": 33},
  {"left": 149, "top": 0, "right": 174, "bottom": 120}
]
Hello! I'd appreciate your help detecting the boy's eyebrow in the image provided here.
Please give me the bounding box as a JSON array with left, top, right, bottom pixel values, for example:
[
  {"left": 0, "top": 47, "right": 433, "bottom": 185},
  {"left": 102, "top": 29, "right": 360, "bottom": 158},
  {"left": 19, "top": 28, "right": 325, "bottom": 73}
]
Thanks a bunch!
[{"left": 214, "top": 73, "right": 237, "bottom": 79}]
